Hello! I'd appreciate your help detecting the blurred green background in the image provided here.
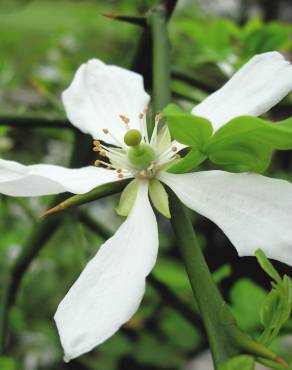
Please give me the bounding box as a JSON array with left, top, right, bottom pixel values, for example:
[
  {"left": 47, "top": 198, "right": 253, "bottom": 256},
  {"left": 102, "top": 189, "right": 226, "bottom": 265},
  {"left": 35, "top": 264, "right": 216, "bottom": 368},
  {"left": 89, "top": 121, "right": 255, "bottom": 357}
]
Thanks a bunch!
[{"left": 1, "top": 1, "right": 292, "bottom": 369}]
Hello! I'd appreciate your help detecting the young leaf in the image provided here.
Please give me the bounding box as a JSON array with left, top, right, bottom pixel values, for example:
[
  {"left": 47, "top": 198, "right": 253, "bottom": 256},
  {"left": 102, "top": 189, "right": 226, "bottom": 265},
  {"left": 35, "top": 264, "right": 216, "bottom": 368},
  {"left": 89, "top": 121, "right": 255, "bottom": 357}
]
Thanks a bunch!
[
  {"left": 255, "top": 249, "right": 281, "bottom": 284},
  {"left": 219, "top": 355, "right": 255, "bottom": 370},
  {"left": 167, "top": 149, "right": 207, "bottom": 173},
  {"left": 206, "top": 115, "right": 292, "bottom": 172},
  {"left": 163, "top": 104, "right": 213, "bottom": 149}
]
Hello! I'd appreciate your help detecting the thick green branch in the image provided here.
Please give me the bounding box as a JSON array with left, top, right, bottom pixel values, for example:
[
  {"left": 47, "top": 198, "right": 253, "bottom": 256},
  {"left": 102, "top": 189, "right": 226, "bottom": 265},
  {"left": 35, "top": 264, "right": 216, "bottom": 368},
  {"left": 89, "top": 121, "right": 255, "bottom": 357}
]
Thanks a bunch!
[
  {"left": 148, "top": 4, "right": 171, "bottom": 115},
  {"left": 168, "top": 190, "right": 285, "bottom": 368}
]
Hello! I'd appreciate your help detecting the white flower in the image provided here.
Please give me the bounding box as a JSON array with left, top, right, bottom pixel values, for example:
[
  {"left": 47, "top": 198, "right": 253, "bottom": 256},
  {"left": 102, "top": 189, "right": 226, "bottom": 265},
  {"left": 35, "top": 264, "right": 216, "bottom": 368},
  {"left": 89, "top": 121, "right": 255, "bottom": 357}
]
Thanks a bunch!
[{"left": 1, "top": 52, "right": 292, "bottom": 361}]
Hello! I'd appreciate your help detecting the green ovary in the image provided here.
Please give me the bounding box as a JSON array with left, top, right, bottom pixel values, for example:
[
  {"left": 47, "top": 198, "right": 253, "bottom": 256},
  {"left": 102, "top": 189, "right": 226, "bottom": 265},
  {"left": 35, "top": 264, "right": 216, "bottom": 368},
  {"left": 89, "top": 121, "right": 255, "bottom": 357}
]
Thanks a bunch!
[{"left": 127, "top": 143, "right": 156, "bottom": 169}]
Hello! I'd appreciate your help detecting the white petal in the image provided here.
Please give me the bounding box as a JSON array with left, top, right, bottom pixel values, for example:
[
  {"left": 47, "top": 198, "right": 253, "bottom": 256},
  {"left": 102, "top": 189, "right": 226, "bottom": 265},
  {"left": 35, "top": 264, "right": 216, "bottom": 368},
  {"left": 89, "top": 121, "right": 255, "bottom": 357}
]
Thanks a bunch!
[
  {"left": 0, "top": 159, "right": 122, "bottom": 196},
  {"left": 54, "top": 180, "right": 158, "bottom": 361},
  {"left": 192, "top": 52, "right": 292, "bottom": 130},
  {"left": 160, "top": 171, "right": 292, "bottom": 265},
  {"left": 62, "top": 59, "right": 150, "bottom": 144}
]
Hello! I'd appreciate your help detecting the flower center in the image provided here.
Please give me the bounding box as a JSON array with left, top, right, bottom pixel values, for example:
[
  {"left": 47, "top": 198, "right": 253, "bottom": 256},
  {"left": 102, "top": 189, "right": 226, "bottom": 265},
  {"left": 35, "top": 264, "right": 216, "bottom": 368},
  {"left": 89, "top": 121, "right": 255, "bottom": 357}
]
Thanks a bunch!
[
  {"left": 124, "top": 129, "right": 155, "bottom": 170},
  {"left": 92, "top": 112, "right": 179, "bottom": 181}
]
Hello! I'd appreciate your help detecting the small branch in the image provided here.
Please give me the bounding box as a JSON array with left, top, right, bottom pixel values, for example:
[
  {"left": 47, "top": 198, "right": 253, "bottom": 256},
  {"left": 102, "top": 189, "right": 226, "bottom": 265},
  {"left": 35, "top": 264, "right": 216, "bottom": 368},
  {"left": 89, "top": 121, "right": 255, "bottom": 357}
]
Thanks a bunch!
[
  {"left": 171, "top": 68, "right": 217, "bottom": 93},
  {"left": 101, "top": 13, "right": 147, "bottom": 27},
  {"left": 0, "top": 114, "right": 72, "bottom": 129}
]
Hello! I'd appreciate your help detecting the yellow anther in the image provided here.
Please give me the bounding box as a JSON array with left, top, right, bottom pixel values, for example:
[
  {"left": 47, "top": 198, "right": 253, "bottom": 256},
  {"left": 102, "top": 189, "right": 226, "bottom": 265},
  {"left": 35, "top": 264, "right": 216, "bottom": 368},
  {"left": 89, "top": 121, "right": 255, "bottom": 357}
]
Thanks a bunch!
[
  {"left": 107, "top": 164, "right": 113, "bottom": 169},
  {"left": 175, "top": 154, "right": 181, "bottom": 159},
  {"left": 119, "top": 115, "right": 130, "bottom": 124},
  {"left": 93, "top": 140, "right": 100, "bottom": 146},
  {"left": 138, "top": 112, "right": 144, "bottom": 119},
  {"left": 118, "top": 173, "right": 124, "bottom": 179},
  {"left": 100, "top": 150, "right": 107, "bottom": 157},
  {"left": 117, "top": 169, "right": 123, "bottom": 173},
  {"left": 143, "top": 106, "right": 149, "bottom": 113},
  {"left": 103, "top": 128, "right": 109, "bottom": 134},
  {"left": 93, "top": 147, "right": 100, "bottom": 152},
  {"left": 172, "top": 146, "right": 178, "bottom": 152},
  {"left": 94, "top": 160, "right": 100, "bottom": 166},
  {"left": 155, "top": 113, "right": 161, "bottom": 123}
]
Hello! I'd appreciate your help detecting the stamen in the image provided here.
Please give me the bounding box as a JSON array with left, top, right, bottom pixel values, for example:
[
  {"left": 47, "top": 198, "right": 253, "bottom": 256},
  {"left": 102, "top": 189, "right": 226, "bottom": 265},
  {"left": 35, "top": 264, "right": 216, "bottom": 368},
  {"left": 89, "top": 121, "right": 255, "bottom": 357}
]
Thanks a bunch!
[
  {"left": 100, "top": 150, "right": 107, "bottom": 157},
  {"left": 117, "top": 173, "right": 124, "bottom": 179},
  {"left": 172, "top": 146, "right": 178, "bottom": 152},
  {"left": 119, "top": 115, "right": 130, "bottom": 125},
  {"left": 94, "top": 160, "right": 100, "bottom": 166},
  {"left": 155, "top": 113, "right": 161, "bottom": 123},
  {"left": 102, "top": 128, "right": 109, "bottom": 134},
  {"left": 117, "top": 169, "right": 123, "bottom": 174}
]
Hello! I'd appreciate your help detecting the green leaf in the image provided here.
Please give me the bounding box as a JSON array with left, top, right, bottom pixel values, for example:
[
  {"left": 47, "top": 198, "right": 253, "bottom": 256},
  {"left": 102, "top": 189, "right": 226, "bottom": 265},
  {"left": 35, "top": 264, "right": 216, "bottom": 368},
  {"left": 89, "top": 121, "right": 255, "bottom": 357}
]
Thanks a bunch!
[
  {"left": 260, "top": 289, "right": 281, "bottom": 330},
  {"left": 213, "top": 264, "right": 232, "bottom": 284},
  {"left": 149, "top": 179, "right": 170, "bottom": 218},
  {"left": 167, "top": 149, "right": 206, "bottom": 173},
  {"left": 255, "top": 249, "right": 282, "bottom": 284},
  {"left": 116, "top": 179, "right": 139, "bottom": 216},
  {"left": 206, "top": 116, "right": 292, "bottom": 172},
  {"left": 230, "top": 278, "right": 266, "bottom": 332},
  {"left": 0, "top": 357, "right": 16, "bottom": 370},
  {"left": 163, "top": 104, "right": 213, "bottom": 148},
  {"left": 256, "top": 250, "right": 292, "bottom": 345},
  {"left": 219, "top": 355, "right": 255, "bottom": 370}
]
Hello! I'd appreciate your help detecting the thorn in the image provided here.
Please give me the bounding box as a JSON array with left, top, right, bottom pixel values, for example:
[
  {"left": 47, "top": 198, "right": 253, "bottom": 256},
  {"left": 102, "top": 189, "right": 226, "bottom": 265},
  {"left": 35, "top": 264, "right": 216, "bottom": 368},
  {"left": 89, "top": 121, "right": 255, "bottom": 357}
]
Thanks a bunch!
[
  {"left": 275, "top": 357, "right": 288, "bottom": 366},
  {"left": 41, "top": 204, "right": 64, "bottom": 217},
  {"left": 101, "top": 13, "right": 147, "bottom": 28}
]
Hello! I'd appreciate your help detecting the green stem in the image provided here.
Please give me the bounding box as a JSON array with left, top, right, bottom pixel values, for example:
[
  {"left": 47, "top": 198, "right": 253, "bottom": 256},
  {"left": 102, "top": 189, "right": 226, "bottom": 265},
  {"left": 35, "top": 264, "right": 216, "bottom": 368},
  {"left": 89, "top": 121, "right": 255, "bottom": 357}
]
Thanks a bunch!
[
  {"left": 168, "top": 190, "right": 284, "bottom": 368},
  {"left": 148, "top": 3, "right": 171, "bottom": 128}
]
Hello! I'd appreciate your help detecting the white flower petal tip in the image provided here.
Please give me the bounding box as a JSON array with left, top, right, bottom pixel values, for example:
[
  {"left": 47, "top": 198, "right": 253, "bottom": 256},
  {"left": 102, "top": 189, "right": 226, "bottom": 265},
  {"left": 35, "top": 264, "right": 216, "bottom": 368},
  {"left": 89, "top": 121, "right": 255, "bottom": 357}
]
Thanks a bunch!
[
  {"left": 62, "top": 59, "right": 150, "bottom": 144},
  {"left": 54, "top": 181, "right": 158, "bottom": 361},
  {"left": 160, "top": 171, "right": 292, "bottom": 266},
  {"left": 192, "top": 52, "right": 292, "bottom": 130},
  {"left": 0, "top": 158, "right": 122, "bottom": 196}
]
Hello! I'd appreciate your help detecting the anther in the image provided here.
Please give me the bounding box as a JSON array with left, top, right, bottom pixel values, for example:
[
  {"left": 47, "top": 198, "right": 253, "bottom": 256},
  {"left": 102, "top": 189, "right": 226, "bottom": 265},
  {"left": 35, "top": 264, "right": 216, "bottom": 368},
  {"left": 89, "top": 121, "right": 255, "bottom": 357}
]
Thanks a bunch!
[
  {"left": 117, "top": 169, "right": 123, "bottom": 173},
  {"left": 172, "top": 146, "right": 178, "bottom": 152},
  {"left": 93, "top": 140, "right": 100, "bottom": 146},
  {"left": 119, "top": 115, "right": 130, "bottom": 124},
  {"left": 93, "top": 147, "right": 100, "bottom": 152},
  {"left": 118, "top": 173, "right": 124, "bottom": 179},
  {"left": 143, "top": 106, "right": 149, "bottom": 113},
  {"left": 103, "top": 128, "right": 109, "bottom": 134},
  {"left": 138, "top": 112, "right": 144, "bottom": 119},
  {"left": 175, "top": 154, "right": 181, "bottom": 159},
  {"left": 100, "top": 150, "right": 107, "bottom": 157},
  {"left": 155, "top": 113, "right": 161, "bottom": 123},
  {"left": 94, "top": 160, "right": 100, "bottom": 166}
]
